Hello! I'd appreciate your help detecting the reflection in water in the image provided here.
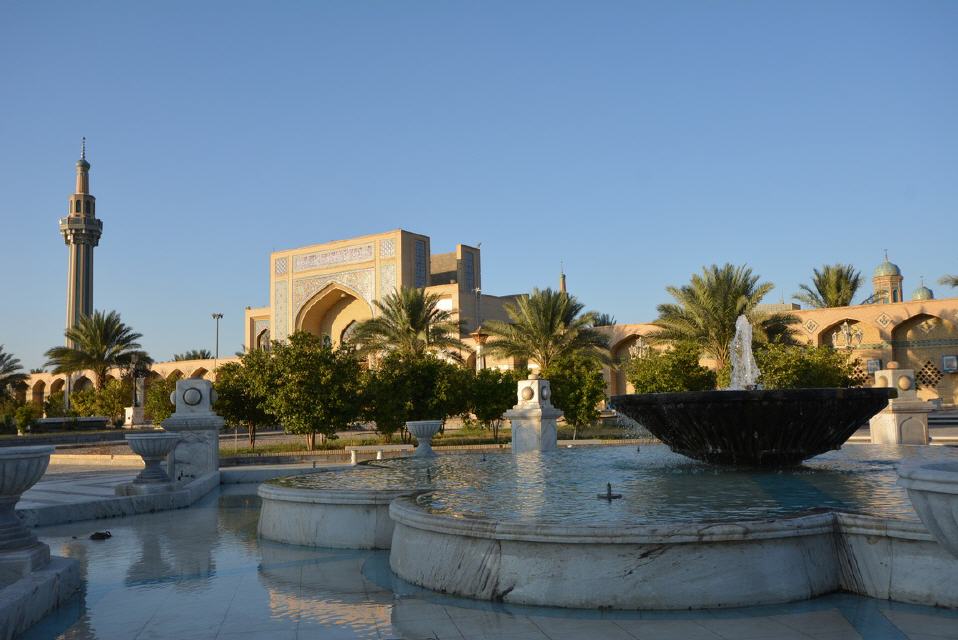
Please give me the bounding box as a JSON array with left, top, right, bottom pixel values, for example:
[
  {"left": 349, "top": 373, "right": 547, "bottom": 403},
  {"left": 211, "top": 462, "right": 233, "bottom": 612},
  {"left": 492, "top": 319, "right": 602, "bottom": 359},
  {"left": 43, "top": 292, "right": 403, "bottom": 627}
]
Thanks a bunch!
[{"left": 275, "top": 444, "right": 949, "bottom": 524}]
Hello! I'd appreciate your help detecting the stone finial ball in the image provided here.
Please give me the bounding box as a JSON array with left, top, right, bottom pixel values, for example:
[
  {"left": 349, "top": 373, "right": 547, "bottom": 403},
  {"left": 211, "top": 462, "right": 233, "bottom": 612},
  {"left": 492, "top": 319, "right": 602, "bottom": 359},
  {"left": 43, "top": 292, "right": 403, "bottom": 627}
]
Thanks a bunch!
[
  {"left": 183, "top": 387, "right": 203, "bottom": 406},
  {"left": 541, "top": 386, "right": 551, "bottom": 400},
  {"left": 521, "top": 387, "right": 535, "bottom": 401},
  {"left": 897, "top": 376, "right": 913, "bottom": 391},
  {"left": 887, "top": 361, "right": 900, "bottom": 370},
  {"left": 875, "top": 376, "right": 889, "bottom": 388}
]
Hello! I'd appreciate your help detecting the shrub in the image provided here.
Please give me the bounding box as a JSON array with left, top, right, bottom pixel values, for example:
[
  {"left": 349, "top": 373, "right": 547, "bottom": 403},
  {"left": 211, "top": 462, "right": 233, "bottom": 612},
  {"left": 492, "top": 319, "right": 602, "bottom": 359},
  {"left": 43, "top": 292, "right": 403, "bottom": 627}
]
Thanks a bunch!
[
  {"left": 625, "top": 342, "right": 716, "bottom": 393},
  {"left": 754, "top": 344, "right": 858, "bottom": 389}
]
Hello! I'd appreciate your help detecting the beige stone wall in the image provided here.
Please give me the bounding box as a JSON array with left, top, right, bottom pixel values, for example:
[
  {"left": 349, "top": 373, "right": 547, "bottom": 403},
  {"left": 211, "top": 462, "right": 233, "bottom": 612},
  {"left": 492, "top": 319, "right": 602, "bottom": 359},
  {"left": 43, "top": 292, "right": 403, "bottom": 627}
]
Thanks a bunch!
[{"left": 791, "top": 296, "right": 958, "bottom": 405}]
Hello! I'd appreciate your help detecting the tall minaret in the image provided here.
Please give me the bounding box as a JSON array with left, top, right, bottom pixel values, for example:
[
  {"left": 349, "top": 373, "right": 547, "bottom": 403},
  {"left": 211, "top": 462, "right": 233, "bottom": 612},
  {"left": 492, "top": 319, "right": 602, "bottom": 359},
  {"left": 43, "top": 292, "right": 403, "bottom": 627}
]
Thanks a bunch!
[{"left": 58, "top": 138, "right": 103, "bottom": 341}]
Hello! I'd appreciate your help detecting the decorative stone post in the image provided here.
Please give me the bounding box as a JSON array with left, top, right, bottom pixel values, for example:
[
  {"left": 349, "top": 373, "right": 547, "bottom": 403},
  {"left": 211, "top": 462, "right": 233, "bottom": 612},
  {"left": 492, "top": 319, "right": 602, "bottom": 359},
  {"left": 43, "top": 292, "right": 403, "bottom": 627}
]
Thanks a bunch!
[
  {"left": 504, "top": 373, "right": 562, "bottom": 454},
  {"left": 162, "top": 380, "right": 223, "bottom": 485},
  {"left": 869, "top": 363, "right": 933, "bottom": 445}
]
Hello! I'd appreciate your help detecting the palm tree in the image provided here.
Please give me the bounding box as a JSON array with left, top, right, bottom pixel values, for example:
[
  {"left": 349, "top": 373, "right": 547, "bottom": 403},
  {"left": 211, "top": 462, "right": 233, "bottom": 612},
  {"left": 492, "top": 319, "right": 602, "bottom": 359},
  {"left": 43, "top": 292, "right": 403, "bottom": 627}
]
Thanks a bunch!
[
  {"left": 940, "top": 275, "right": 958, "bottom": 289},
  {"left": 173, "top": 349, "right": 213, "bottom": 361},
  {"left": 483, "top": 288, "right": 610, "bottom": 370},
  {"left": 0, "top": 346, "right": 26, "bottom": 398},
  {"left": 592, "top": 313, "right": 617, "bottom": 327},
  {"left": 793, "top": 264, "right": 863, "bottom": 308},
  {"left": 44, "top": 310, "right": 151, "bottom": 390},
  {"left": 350, "top": 287, "right": 465, "bottom": 359},
  {"left": 653, "top": 264, "right": 796, "bottom": 370}
]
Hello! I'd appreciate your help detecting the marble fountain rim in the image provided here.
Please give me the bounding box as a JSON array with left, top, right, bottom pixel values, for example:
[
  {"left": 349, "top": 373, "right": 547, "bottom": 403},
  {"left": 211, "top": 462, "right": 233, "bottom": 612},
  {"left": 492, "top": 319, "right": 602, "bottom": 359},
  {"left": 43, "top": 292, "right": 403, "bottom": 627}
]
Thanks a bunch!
[
  {"left": 387, "top": 493, "right": 932, "bottom": 545},
  {"left": 0, "top": 445, "right": 55, "bottom": 460}
]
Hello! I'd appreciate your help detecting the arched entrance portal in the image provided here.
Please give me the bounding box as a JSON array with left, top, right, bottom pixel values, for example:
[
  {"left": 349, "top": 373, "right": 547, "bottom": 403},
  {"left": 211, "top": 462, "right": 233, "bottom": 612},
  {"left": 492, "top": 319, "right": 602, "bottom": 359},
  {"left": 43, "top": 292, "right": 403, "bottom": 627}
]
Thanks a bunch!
[
  {"left": 891, "top": 314, "right": 958, "bottom": 403},
  {"left": 295, "top": 284, "right": 373, "bottom": 348}
]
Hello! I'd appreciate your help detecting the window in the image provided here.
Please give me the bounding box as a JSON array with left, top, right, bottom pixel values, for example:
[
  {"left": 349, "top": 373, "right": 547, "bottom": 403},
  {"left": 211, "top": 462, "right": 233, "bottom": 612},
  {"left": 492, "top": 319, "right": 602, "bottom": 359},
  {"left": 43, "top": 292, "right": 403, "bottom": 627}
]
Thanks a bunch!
[
  {"left": 415, "top": 240, "right": 427, "bottom": 288},
  {"left": 75, "top": 200, "right": 81, "bottom": 213},
  {"left": 464, "top": 251, "right": 475, "bottom": 291}
]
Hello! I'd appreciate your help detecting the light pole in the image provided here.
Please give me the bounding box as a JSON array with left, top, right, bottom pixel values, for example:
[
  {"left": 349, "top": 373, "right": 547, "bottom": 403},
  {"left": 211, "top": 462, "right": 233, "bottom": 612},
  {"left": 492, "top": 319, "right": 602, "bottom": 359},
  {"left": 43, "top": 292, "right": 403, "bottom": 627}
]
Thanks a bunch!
[
  {"left": 130, "top": 353, "right": 139, "bottom": 409},
  {"left": 211, "top": 313, "right": 224, "bottom": 361}
]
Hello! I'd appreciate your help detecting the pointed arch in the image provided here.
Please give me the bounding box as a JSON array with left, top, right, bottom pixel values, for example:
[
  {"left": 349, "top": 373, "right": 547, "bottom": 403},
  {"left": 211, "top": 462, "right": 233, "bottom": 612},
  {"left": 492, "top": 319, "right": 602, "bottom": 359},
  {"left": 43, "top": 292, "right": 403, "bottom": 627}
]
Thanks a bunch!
[{"left": 295, "top": 282, "right": 373, "bottom": 347}]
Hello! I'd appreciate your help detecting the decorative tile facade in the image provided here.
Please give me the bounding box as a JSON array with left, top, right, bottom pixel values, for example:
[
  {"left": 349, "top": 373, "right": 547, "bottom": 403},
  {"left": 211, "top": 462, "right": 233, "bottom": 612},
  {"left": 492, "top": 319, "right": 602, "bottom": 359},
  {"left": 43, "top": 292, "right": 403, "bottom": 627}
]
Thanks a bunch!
[
  {"left": 380, "top": 263, "right": 397, "bottom": 298},
  {"left": 876, "top": 313, "right": 892, "bottom": 328},
  {"left": 380, "top": 238, "right": 395, "bottom": 258},
  {"left": 803, "top": 319, "right": 819, "bottom": 334},
  {"left": 273, "top": 281, "right": 289, "bottom": 341},
  {"left": 274, "top": 257, "right": 288, "bottom": 276},
  {"left": 292, "top": 243, "right": 374, "bottom": 273},
  {"left": 292, "top": 268, "right": 375, "bottom": 319}
]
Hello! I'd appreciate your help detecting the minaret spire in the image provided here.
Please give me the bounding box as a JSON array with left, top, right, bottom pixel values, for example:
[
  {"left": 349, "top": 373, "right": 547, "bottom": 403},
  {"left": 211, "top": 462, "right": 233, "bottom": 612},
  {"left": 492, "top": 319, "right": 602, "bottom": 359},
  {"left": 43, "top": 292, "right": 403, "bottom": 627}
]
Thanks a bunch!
[
  {"left": 60, "top": 141, "right": 103, "bottom": 344},
  {"left": 559, "top": 261, "right": 567, "bottom": 294}
]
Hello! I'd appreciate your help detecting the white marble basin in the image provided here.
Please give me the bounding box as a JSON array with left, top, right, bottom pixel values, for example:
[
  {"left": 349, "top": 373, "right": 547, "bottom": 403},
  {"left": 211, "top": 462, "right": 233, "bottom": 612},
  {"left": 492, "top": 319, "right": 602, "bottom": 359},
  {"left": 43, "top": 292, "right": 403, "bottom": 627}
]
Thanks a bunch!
[
  {"left": 0, "top": 446, "right": 54, "bottom": 498},
  {"left": 899, "top": 460, "right": 958, "bottom": 558},
  {"left": 126, "top": 432, "right": 180, "bottom": 484},
  {"left": 406, "top": 420, "right": 441, "bottom": 457},
  {"left": 0, "top": 445, "right": 54, "bottom": 554}
]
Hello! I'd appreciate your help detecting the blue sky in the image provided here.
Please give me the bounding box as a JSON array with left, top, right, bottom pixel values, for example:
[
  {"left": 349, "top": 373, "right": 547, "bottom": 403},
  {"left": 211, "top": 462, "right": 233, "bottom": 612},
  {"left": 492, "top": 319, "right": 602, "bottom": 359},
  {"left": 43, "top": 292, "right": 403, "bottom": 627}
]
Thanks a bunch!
[{"left": 1, "top": 1, "right": 956, "bottom": 369}]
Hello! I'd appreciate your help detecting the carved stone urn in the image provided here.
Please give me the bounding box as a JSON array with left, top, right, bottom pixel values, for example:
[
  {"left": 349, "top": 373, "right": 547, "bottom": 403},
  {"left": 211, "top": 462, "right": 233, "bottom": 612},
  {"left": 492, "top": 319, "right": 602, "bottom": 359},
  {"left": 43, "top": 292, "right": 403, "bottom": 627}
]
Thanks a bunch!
[
  {"left": 0, "top": 445, "right": 54, "bottom": 581},
  {"left": 899, "top": 460, "right": 958, "bottom": 558},
  {"left": 125, "top": 433, "right": 180, "bottom": 488},
  {"left": 406, "top": 420, "right": 442, "bottom": 457}
]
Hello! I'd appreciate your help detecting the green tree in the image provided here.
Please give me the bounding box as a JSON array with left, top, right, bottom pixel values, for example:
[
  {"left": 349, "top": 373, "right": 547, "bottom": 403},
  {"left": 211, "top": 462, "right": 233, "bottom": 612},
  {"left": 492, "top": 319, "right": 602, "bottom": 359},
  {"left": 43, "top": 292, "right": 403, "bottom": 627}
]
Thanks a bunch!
[
  {"left": 214, "top": 349, "right": 275, "bottom": 449},
  {"left": 543, "top": 354, "right": 606, "bottom": 440},
  {"left": 484, "top": 288, "right": 610, "bottom": 370},
  {"left": 754, "top": 344, "right": 858, "bottom": 389},
  {"left": 793, "top": 264, "right": 863, "bottom": 308},
  {"left": 940, "top": 275, "right": 958, "bottom": 289},
  {"left": 95, "top": 379, "right": 133, "bottom": 425},
  {"left": 44, "top": 310, "right": 150, "bottom": 390},
  {"left": 266, "top": 332, "right": 363, "bottom": 451},
  {"left": 361, "top": 353, "right": 411, "bottom": 443},
  {"left": 14, "top": 403, "right": 41, "bottom": 435},
  {"left": 469, "top": 368, "right": 521, "bottom": 442},
  {"left": 43, "top": 391, "right": 67, "bottom": 419},
  {"left": 68, "top": 387, "right": 98, "bottom": 417},
  {"left": 173, "top": 349, "right": 213, "bottom": 361},
  {"left": 653, "top": 264, "right": 796, "bottom": 371},
  {"left": 0, "top": 346, "right": 26, "bottom": 398},
  {"left": 145, "top": 376, "right": 177, "bottom": 424},
  {"left": 625, "top": 342, "right": 717, "bottom": 393},
  {"left": 350, "top": 287, "right": 465, "bottom": 359}
]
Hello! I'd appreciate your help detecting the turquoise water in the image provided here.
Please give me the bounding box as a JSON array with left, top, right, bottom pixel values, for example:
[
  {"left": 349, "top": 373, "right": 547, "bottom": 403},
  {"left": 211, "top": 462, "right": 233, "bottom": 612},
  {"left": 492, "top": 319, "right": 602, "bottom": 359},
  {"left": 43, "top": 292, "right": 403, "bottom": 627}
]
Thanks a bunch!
[
  {"left": 22, "top": 485, "right": 958, "bottom": 639},
  {"left": 274, "top": 444, "right": 930, "bottom": 525}
]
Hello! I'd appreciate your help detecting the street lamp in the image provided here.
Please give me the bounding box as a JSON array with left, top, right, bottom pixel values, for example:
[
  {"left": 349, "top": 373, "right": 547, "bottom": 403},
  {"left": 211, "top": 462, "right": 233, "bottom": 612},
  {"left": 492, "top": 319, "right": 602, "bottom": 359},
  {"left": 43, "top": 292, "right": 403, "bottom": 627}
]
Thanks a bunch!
[
  {"left": 470, "top": 325, "right": 489, "bottom": 372},
  {"left": 211, "top": 313, "right": 224, "bottom": 360},
  {"left": 130, "top": 353, "right": 139, "bottom": 409}
]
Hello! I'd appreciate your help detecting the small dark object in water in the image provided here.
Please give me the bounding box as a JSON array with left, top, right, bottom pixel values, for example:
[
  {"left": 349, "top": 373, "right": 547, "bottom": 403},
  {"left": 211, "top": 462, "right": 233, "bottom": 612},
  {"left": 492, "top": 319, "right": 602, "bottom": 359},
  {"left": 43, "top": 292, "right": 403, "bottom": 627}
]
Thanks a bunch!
[
  {"left": 89, "top": 531, "right": 112, "bottom": 540},
  {"left": 597, "top": 483, "right": 622, "bottom": 501}
]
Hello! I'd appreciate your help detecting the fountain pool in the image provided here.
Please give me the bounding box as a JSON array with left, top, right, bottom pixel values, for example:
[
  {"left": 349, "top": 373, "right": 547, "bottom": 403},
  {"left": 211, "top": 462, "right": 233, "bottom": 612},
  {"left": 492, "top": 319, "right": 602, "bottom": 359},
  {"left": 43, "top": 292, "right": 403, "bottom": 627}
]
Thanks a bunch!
[{"left": 258, "top": 444, "right": 958, "bottom": 610}]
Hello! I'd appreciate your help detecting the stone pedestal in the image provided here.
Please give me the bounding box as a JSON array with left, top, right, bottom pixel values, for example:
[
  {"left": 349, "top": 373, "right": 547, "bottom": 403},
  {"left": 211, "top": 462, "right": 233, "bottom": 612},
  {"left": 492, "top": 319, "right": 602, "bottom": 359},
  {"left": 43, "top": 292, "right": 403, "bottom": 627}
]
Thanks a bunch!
[
  {"left": 870, "top": 367, "right": 932, "bottom": 445},
  {"left": 162, "top": 380, "right": 223, "bottom": 486},
  {"left": 123, "top": 406, "right": 145, "bottom": 428},
  {"left": 0, "top": 445, "right": 81, "bottom": 636},
  {"left": 504, "top": 374, "right": 562, "bottom": 454}
]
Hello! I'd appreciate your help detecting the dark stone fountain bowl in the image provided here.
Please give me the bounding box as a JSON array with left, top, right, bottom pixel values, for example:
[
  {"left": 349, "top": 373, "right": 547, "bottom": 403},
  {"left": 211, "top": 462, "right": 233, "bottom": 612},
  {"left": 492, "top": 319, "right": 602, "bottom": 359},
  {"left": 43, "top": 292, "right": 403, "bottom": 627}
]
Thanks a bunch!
[{"left": 610, "top": 388, "right": 895, "bottom": 467}]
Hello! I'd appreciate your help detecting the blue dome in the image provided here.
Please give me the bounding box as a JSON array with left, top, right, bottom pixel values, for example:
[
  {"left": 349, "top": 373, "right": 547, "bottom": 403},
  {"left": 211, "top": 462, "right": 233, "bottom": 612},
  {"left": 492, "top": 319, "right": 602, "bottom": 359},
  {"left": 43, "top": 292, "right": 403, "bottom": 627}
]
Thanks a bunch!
[
  {"left": 874, "top": 260, "right": 901, "bottom": 277},
  {"left": 912, "top": 285, "right": 934, "bottom": 301}
]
